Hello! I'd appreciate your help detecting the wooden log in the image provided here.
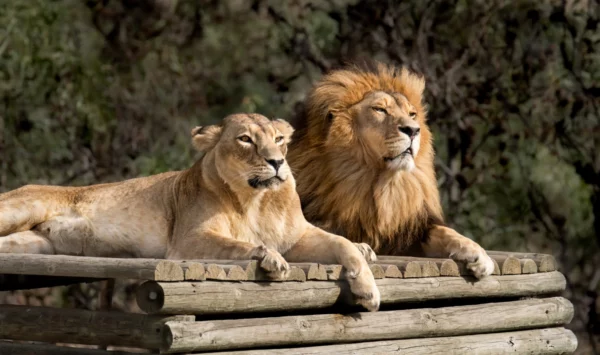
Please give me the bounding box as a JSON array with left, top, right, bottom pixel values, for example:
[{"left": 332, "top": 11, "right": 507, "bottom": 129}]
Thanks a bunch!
[
  {"left": 183, "top": 263, "right": 206, "bottom": 281},
  {"left": 209, "top": 328, "right": 578, "bottom": 355},
  {"left": 136, "top": 271, "right": 567, "bottom": 314},
  {"left": 380, "top": 264, "right": 402, "bottom": 278},
  {"left": 520, "top": 258, "right": 538, "bottom": 274},
  {"left": 491, "top": 255, "right": 522, "bottom": 275},
  {"left": 205, "top": 264, "right": 228, "bottom": 280},
  {"left": 0, "top": 342, "right": 133, "bottom": 355},
  {"left": 161, "top": 297, "right": 574, "bottom": 353},
  {"left": 0, "top": 274, "right": 101, "bottom": 291},
  {"left": 487, "top": 251, "right": 557, "bottom": 272},
  {"left": 0, "top": 305, "right": 193, "bottom": 349},
  {"left": 369, "top": 264, "right": 385, "bottom": 279},
  {"left": 0, "top": 253, "right": 184, "bottom": 281}
]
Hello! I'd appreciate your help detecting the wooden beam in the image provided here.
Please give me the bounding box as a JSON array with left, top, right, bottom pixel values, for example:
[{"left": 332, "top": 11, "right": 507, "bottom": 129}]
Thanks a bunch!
[
  {"left": 0, "top": 342, "right": 133, "bottom": 355},
  {"left": 0, "top": 305, "right": 193, "bottom": 349},
  {"left": 161, "top": 297, "right": 574, "bottom": 353},
  {"left": 136, "top": 271, "right": 567, "bottom": 315},
  {"left": 0, "top": 254, "right": 184, "bottom": 281},
  {"left": 206, "top": 328, "right": 578, "bottom": 355}
]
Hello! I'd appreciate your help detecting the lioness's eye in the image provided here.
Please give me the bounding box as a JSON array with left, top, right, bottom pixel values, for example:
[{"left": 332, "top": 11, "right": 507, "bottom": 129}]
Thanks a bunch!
[
  {"left": 409, "top": 111, "right": 417, "bottom": 119},
  {"left": 238, "top": 135, "right": 252, "bottom": 143},
  {"left": 373, "top": 107, "right": 387, "bottom": 114},
  {"left": 275, "top": 136, "right": 284, "bottom": 143}
]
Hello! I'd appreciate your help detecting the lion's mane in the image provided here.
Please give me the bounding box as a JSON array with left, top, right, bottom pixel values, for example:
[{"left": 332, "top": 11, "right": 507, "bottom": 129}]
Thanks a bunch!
[{"left": 288, "top": 63, "right": 444, "bottom": 254}]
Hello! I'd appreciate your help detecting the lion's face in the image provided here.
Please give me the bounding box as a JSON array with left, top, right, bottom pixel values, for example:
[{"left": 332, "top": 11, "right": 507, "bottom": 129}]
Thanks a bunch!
[
  {"left": 192, "top": 113, "right": 294, "bottom": 190},
  {"left": 347, "top": 91, "right": 421, "bottom": 171}
]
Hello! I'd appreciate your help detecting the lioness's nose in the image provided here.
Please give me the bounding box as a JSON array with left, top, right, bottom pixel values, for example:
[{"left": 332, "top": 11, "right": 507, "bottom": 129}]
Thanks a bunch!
[
  {"left": 398, "top": 126, "right": 420, "bottom": 139},
  {"left": 266, "top": 159, "right": 284, "bottom": 172}
]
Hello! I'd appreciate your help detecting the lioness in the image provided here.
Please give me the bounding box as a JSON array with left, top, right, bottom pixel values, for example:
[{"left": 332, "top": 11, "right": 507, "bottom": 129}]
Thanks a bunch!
[
  {"left": 288, "top": 63, "right": 495, "bottom": 278},
  {"left": 0, "top": 113, "right": 380, "bottom": 311}
]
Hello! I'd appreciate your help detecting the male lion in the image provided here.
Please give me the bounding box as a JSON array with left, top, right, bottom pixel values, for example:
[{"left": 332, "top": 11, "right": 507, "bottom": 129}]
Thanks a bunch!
[
  {"left": 288, "top": 63, "right": 494, "bottom": 278},
  {"left": 0, "top": 113, "right": 380, "bottom": 311}
]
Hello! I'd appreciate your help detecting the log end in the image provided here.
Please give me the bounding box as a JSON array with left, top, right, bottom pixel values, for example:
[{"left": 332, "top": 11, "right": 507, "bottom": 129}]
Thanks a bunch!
[
  {"left": 227, "top": 265, "right": 248, "bottom": 281},
  {"left": 136, "top": 281, "right": 165, "bottom": 314},
  {"left": 306, "top": 264, "right": 327, "bottom": 281},
  {"left": 383, "top": 265, "right": 403, "bottom": 278},
  {"left": 439, "top": 260, "right": 460, "bottom": 277},
  {"left": 155, "top": 261, "right": 185, "bottom": 281},
  {"left": 520, "top": 259, "right": 538, "bottom": 274},
  {"left": 369, "top": 264, "right": 385, "bottom": 279},
  {"left": 501, "top": 256, "right": 522, "bottom": 275},
  {"left": 403, "top": 261, "right": 422, "bottom": 278},
  {"left": 421, "top": 261, "right": 440, "bottom": 277},
  {"left": 184, "top": 263, "right": 206, "bottom": 281}
]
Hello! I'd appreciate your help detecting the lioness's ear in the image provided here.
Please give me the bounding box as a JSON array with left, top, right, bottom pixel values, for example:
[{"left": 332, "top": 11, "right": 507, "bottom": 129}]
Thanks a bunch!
[
  {"left": 191, "top": 125, "right": 222, "bottom": 152},
  {"left": 272, "top": 119, "right": 294, "bottom": 143}
]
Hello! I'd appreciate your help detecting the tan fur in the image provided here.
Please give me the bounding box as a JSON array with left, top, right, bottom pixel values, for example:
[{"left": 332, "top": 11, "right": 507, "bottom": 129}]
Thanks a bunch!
[
  {"left": 0, "top": 113, "right": 380, "bottom": 310},
  {"left": 289, "top": 63, "right": 494, "bottom": 278}
]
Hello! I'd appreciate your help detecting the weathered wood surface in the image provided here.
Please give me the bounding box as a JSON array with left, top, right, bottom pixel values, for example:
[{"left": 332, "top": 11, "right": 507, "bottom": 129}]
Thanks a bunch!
[
  {"left": 208, "top": 327, "right": 577, "bottom": 355},
  {"left": 161, "top": 297, "right": 573, "bottom": 353},
  {"left": 137, "top": 271, "right": 566, "bottom": 314},
  {"left": 0, "top": 342, "right": 133, "bottom": 355},
  {"left": 0, "top": 253, "right": 185, "bottom": 281},
  {"left": 0, "top": 304, "right": 193, "bottom": 349}
]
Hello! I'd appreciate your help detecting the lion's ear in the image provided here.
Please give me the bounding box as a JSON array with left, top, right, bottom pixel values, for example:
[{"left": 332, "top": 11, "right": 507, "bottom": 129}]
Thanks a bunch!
[
  {"left": 191, "top": 125, "right": 222, "bottom": 152},
  {"left": 272, "top": 119, "right": 295, "bottom": 143}
]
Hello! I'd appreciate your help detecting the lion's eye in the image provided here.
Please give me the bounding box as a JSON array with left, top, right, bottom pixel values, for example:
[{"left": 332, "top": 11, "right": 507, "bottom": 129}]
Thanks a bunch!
[
  {"left": 409, "top": 112, "right": 417, "bottom": 119},
  {"left": 373, "top": 107, "right": 388, "bottom": 114},
  {"left": 275, "top": 136, "right": 284, "bottom": 143},
  {"left": 238, "top": 135, "right": 252, "bottom": 143}
]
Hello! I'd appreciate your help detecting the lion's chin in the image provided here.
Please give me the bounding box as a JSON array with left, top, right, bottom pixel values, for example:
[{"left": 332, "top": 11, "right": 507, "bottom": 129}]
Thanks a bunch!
[
  {"left": 384, "top": 154, "right": 415, "bottom": 172},
  {"left": 248, "top": 176, "right": 285, "bottom": 189}
]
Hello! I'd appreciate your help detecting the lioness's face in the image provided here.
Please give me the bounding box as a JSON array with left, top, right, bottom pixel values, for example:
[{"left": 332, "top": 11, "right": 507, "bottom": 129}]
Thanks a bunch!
[
  {"left": 192, "top": 113, "right": 294, "bottom": 190},
  {"left": 348, "top": 91, "right": 421, "bottom": 171}
]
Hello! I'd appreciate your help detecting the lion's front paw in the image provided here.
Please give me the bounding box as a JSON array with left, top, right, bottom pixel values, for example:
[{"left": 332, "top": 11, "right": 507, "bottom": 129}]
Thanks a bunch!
[
  {"left": 353, "top": 242, "right": 377, "bottom": 262},
  {"left": 452, "top": 246, "right": 495, "bottom": 279},
  {"left": 253, "top": 246, "right": 290, "bottom": 280},
  {"left": 346, "top": 266, "right": 381, "bottom": 312}
]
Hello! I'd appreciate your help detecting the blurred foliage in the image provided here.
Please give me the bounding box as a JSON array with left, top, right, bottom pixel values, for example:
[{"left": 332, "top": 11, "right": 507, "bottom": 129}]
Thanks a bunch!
[{"left": 0, "top": 0, "right": 599, "bottom": 352}]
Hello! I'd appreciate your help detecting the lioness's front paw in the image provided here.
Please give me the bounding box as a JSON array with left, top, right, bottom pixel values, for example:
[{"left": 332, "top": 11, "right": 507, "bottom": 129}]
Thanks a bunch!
[
  {"left": 346, "top": 266, "right": 381, "bottom": 312},
  {"left": 253, "top": 246, "right": 290, "bottom": 280},
  {"left": 452, "top": 247, "right": 495, "bottom": 279},
  {"left": 353, "top": 242, "right": 377, "bottom": 262}
]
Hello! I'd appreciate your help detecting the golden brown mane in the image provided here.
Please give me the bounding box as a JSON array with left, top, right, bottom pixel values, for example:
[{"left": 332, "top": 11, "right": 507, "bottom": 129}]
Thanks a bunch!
[{"left": 289, "top": 62, "right": 444, "bottom": 254}]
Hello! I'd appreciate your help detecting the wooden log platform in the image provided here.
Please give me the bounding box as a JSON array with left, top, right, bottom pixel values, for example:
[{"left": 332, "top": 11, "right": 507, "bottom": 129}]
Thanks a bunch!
[
  {"left": 0, "top": 252, "right": 559, "bottom": 288},
  {"left": 0, "top": 250, "right": 575, "bottom": 354},
  {"left": 136, "top": 271, "right": 566, "bottom": 315},
  {"left": 161, "top": 297, "right": 573, "bottom": 353},
  {"left": 208, "top": 328, "right": 577, "bottom": 355}
]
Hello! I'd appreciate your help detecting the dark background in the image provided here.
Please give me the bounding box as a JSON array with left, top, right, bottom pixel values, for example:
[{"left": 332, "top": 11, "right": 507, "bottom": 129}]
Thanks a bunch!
[{"left": 0, "top": 0, "right": 598, "bottom": 352}]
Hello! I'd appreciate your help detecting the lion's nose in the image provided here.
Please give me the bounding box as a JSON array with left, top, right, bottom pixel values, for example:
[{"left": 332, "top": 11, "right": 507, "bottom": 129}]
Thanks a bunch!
[
  {"left": 266, "top": 159, "right": 284, "bottom": 172},
  {"left": 398, "top": 126, "right": 420, "bottom": 139}
]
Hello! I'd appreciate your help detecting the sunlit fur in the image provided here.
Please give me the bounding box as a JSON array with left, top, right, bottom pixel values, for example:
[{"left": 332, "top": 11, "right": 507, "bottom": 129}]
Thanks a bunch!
[{"left": 288, "top": 63, "right": 444, "bottom": 254}]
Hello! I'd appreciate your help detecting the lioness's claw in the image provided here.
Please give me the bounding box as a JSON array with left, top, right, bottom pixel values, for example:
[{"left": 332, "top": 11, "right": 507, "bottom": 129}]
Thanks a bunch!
[
  {"left": 353, "top": 242, "right": 377, "bottom": 262},
  {"left": 257, "top": 247, "right": 290, "bottom": 280},
  {"left": 345, "top": 266, "right": 381, "bottom": 312}
]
